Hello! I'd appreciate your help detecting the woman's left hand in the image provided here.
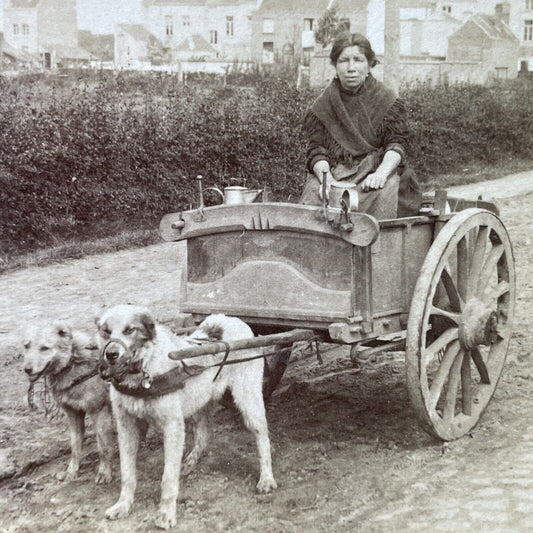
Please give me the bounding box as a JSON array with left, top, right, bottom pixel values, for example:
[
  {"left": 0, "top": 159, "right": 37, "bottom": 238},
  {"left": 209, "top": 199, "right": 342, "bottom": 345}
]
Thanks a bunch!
[{"left": 361, "top": 172, "right": 388, "bottom": 191}]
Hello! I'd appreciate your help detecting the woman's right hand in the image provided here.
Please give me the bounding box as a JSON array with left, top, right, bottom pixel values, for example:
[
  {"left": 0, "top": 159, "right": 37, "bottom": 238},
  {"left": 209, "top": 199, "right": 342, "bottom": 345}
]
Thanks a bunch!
[{"left": 312, "top": 160, "right": 333, "bottom": 201}]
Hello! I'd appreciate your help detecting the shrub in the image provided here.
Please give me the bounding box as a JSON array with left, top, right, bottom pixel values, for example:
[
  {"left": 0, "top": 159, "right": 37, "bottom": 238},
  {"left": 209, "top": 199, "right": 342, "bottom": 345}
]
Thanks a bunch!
[{"left": 1, "top": 71, "right": 532, "bottom": 257}]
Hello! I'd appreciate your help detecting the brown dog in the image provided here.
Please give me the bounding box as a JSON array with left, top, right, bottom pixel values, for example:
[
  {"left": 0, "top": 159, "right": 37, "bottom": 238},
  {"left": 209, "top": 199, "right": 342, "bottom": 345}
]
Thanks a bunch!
[
  {"left": 97, "top": 305, "right": 276, "bottom": 530},
  {"left": 23, "top": 322, "right": 114, "bottom": 484}
]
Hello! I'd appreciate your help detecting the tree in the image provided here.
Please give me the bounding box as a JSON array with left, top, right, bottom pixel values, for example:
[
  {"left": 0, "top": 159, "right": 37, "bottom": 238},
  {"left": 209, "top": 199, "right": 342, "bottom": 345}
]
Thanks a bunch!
[{"left": 314, "top": 5, "right": 340, "bottom": 48}]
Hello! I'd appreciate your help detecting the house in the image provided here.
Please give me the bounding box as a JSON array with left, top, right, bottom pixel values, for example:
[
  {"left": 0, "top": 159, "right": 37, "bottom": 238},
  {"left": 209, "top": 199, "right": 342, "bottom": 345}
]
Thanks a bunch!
[
  {"left": 141, "top": 0, "right": 259, "bottom": 60},
  {"left": 114, "top": 24, "right": 164, "bottom": 69},
  {"left": 174, "top": 33, "right": 217, "bottom": 60},
  {"left": 482, "top": 0, "right": 533, "bottom": 72},
  {"left": 434, "top": 0, "right": 477, "bottom": 20},
  {"left": 78, "top": 30, "right": 115, "bottom": 64},
  {"left": 401, "top": 9, "right": 462, "bottom": 56},
  {"left": 515, "top": 0, "right": 533, "bottom": 71},
  {"left": 3, "top": 0, "right": 89, "bottom": 68},
  {"left": 251, "top": 0, "right": 369, "bottom": 65},
  {"left": 1, "top": 30, "right": 41, "bottom": 70},
  {"left": 447, "top": 13, "right": 520, "bottom": 80}
]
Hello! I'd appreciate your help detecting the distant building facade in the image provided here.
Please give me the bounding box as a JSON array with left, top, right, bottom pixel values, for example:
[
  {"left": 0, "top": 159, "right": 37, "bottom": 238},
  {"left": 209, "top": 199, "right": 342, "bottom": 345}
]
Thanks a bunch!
[
  {"left": 251, "top": 0, "right": 368, "bottom": 66},
  {"left": 115, "top": 24, "right": 164, "bottom": 69},
  {"left": 141, "top": 0, "right": 259, "bottom": 60},
  {"left": 447, "top": 13, "right": 520, "bottom": 80},
  {"left": 3, "top": 0, "right": 89, "bottom": 67}
]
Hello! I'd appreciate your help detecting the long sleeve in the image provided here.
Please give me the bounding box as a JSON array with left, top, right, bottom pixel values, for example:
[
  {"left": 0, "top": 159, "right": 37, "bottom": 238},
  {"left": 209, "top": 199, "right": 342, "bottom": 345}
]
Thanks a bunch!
[
  {"left": 379, "top": 99, "right": 409, "bottom": 163},
  {"left": 303, "top": 110, "right": 330, "bottom": 174}
]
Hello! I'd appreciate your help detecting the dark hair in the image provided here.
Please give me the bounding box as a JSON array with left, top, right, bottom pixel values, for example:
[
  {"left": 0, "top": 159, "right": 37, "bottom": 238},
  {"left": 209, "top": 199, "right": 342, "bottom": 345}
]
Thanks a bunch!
[{"left": 329, "top": 31, "right": 378, "bottom": 68}]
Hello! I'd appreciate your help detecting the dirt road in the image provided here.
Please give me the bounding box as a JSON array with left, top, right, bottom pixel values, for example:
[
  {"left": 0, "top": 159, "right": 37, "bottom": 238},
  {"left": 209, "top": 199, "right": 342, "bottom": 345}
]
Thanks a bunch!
[{"left": 1, "top": 176, "right": 533, "bottom": 533}]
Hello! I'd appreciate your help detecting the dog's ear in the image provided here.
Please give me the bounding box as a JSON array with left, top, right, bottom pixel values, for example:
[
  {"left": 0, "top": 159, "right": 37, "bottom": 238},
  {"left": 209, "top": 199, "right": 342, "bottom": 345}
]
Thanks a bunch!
[
  {"left": 54, "top": 322, "right": 72, "bottom": 339},
  {"left": 137, "top": 313, "right": 156, "bottom": 341}
]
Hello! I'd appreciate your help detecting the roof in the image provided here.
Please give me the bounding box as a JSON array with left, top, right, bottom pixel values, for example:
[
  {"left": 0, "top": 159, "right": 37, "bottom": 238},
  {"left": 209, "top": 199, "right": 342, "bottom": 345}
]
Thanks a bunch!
[
  {"left": 78, "top": 30, "right": 114, "bottom": 60},
  {"left": 117, "top": 24, "right": 158, "bottom": 44},
  {"left": 257, "top": 0, "right": 328, "bottom": 14},
  {"left": 1, "top": 39, "right": 40, "bottom": 62},
  {"left": 330, "top": 0, "right": 368, "bottom": 13},
  {"left": 469, "top": 13, "right": 518, "bottom": 41},
  {"left": 425, "top": 10, "right": 461, "bottom": 24},
  {"left": 175, "top": 34, "right": 216, "bottom": 54},
  {"left": 142, "top": 0, "right": 205, "bottom": 6},
  {"left": 144, "top": 0, "right": 256, "bottom": 4},
  {"left": 8, "top": 0, "right": 40, "bottom": 7},
  {"left": 400, "top": 0, "right": 434, "bottom": 7}
]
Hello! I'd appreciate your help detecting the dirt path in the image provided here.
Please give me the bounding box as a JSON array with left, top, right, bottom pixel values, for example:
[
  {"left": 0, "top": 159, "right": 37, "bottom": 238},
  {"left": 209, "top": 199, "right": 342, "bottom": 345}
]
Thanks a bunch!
[{"left": 1, "top": 176, "right": 533, "bottom": 533}]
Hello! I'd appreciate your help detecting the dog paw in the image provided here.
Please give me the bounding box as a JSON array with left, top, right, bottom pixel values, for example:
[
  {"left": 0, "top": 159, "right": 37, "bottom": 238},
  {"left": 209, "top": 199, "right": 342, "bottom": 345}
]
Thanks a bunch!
[
  {"left": 105, "top": 501, "right": 131, "bottom": 520},
  {"left": 154, "top": 508, "right": 177, "bottom": 530},
  {"left": 95, "top": 466, "right": 112, "bottom": 484},
  {"left": 256, "top": 476, "right": 277, "bottom": 493},
  {"left": 56, "top": 470, "right": 77, "bottom": 482}
]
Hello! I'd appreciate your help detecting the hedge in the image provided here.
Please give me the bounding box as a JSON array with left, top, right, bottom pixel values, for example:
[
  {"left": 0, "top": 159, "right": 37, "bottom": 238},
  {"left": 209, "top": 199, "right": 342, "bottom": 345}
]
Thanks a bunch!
[{"left": 1, "top": 71, "right": 532, "bottom": 256}]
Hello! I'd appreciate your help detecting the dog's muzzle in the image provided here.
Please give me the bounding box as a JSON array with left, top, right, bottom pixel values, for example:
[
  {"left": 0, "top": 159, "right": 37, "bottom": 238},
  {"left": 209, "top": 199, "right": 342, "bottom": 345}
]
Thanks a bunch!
[{"left": 99, "top": 339, "right": 143, "bottom": 383}]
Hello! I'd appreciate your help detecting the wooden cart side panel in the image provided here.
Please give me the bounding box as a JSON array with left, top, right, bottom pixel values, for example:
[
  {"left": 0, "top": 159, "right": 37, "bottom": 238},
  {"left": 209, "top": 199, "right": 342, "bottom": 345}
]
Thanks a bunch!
[
  {"left": 371, "top": 223, "right": 434, "bottom": 315},
  {"left": 182, "top": 230, "right": 354, "bottom": 322}
]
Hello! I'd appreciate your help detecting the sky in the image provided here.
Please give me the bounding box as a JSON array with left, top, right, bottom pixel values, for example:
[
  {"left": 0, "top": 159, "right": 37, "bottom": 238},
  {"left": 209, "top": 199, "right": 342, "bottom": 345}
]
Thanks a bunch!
[
  {"left": 0, "top": 0, "right": 145, "bottom": 36},
  {"left": 76, "top": 0, "right": 144, "bottom": 34}
]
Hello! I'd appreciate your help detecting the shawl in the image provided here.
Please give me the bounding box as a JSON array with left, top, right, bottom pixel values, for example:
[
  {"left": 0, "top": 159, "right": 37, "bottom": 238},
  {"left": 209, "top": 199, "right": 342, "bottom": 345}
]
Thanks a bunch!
[{"left": 310, "top": 74, "right": 398, "bottom": 160}]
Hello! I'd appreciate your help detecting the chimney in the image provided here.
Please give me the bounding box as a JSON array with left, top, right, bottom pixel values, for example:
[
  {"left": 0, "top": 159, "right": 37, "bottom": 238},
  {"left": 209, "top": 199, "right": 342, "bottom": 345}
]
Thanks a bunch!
[{"left": 494, "top": 2, "right": 510, "bottom": 25}]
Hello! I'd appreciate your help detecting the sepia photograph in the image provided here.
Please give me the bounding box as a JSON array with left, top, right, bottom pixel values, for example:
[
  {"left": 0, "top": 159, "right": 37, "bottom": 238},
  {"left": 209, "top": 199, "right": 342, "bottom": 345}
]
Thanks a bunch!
[{"left": 0, "top": 1, "right": 532, "bottom": 531}]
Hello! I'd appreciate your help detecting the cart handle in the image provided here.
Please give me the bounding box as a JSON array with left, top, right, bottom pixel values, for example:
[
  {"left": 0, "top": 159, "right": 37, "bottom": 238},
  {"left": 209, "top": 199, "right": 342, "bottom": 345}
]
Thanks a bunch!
[{"left": 168, "top": 328, "right": 323, "bottom": 361}]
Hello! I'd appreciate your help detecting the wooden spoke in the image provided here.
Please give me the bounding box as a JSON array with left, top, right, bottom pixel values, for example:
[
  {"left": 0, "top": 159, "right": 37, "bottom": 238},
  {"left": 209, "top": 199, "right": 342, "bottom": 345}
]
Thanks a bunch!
[
  {"left": 457, "top": 237, "right": 469, "bottom": 301},
  {"left": 430, "top": 305, "right": 461, "bottom": 324},
  {"left": 477, "top": 244, "right": 504, "bottom": 297},
  {"left": 428, "top": 340, "right": 461, "bottom": 410},
  {"left": 423, "top": 327, "right": 459, "bottom": 366},
  {"left": 470, "top": 347, "right": 491, "bottom": 384},
  {"left": 468, "top": 226, "right": 488, "bottom": 295},
  {"left": 441, "top": 267, "right": 463, "bottom": 312},
  {"left": 461, "top": 352, "right": 473, "bottom": 415},
  {"left": 482, "top": 280, "right": 510, "bottom": 306},
  {"left": 442, "top": 351, "right": 464, "bottom": 421}
]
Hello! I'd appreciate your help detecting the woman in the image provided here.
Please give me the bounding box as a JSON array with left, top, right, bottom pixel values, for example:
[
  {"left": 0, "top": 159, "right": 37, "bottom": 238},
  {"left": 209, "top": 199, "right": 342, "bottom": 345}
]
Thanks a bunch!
[{"left": 301, "top": 32, "right": 420, "bottom": 218}]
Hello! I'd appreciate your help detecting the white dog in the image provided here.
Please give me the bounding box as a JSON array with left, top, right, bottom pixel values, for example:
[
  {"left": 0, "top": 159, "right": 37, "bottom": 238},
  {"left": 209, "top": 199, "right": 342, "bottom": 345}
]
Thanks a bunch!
[
  {"left": 22, "top": 323, "right": 114, "bottom": 484},
  {"left": 96, "top": 304, "right": 276, "bottom": 530}
]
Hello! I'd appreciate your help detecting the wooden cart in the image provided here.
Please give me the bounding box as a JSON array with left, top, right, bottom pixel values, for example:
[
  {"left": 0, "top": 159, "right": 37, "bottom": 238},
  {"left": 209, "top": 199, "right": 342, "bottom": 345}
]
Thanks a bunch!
[{"left": 159, "top": 182, "right": 515, "bottom": 441}]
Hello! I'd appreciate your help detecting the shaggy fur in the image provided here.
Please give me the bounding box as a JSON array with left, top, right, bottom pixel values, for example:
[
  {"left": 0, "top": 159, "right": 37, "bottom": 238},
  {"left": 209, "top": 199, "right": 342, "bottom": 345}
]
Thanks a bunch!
[
  {"left": 96, "top": 304, "right": 276, "bottom": 530},
  {"left": 22, "top": 323, "right": 114, "bottom": 484}
]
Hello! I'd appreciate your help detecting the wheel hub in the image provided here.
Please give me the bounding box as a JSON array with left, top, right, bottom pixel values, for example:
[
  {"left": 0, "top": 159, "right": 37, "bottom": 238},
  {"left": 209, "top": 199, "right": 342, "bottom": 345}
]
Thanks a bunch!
[{"left": 458, "top": 298, "right": 499, "bottom": 351}]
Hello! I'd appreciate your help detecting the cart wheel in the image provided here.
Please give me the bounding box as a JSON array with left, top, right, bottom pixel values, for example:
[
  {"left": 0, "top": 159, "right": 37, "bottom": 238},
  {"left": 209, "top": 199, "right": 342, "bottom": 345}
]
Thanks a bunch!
[
  {"left": 406, "top": 208, "right": 515, "bottom": 441},
  {"left": 263, "top": 345, "right": 292, "bottom": 400}
]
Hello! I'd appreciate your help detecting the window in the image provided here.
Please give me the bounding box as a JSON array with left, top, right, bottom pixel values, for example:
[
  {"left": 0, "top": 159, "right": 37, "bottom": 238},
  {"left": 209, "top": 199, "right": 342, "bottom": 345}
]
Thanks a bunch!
[
  {"left": 525, "top": 19, "right": 533, "bottom": 40},
  {"left": 494, "top": 67, "right": 508, "bottom": 79},
  {"left": 226, "top": 16, "right": 234, "bottom": 36},
  {"left": 182, "top": 15, "right": 190, "bottom": 27},
  {"left": 22, "top": 23, "right": 29, "bottom": 36},
  {"left": 13, "top": 24, "right": 19, "bottom": 35},
  {"left": 210, "top": 30, "right": 218, "bottom": 44},
  {"left": 527, "top": 0, "right": 533, "bottom": 11},
  {"left": 442, "top": 5, "right": 452, "bottom": 13},
  {"left": 263, "top": 18, "right": 274, "bottom": 33},
  {"left": 303, "top": 18, "right": 313, "bottom": 31},
  {"left": 165, "top": 15, "right": 173, "bottom": 36}
]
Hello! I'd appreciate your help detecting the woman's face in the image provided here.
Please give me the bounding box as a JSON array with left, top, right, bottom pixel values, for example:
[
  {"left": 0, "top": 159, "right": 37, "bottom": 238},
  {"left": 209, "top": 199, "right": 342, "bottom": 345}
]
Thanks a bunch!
[{"left": 335, "top": 45, "right": 370, "bottom": 90}]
